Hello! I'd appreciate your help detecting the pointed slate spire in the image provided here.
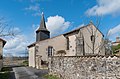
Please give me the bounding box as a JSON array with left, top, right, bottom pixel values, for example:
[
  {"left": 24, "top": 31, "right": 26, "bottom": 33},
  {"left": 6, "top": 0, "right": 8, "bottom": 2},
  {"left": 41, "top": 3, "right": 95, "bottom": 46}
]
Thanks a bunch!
[
  {"left": 36, "top": 12, "right": 50, "bottom": 42},
  {"left": 36, "top": 12, "right": 49, "bottom": 32}
]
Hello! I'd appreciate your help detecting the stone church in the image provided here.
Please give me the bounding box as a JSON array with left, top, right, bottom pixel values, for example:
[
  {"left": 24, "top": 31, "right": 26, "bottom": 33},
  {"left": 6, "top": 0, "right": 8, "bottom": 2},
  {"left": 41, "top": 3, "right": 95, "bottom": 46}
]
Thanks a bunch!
[{"left": 28, "top": 13, "right": 105, "bottom": 69}]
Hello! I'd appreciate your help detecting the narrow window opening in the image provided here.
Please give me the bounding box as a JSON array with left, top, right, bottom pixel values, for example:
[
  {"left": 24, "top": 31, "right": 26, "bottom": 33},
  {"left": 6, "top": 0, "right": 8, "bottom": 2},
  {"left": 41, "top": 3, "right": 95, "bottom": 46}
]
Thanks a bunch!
[
  {"left": 48, "top": 46, "right": 53, "bottom": 56},
  {"left": 66, "top": 37, "right": 69, "bottom": 50},
  {"left": 91, "top": 35, "right": 95, "bottom": 42}
]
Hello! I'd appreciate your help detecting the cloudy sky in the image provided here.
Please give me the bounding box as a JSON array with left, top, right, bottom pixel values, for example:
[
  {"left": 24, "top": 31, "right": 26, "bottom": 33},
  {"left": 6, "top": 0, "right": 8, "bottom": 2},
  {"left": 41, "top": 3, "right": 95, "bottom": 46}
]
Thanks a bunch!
[{"left": 0, "top": 0, "right": 120, "bottom": 56}]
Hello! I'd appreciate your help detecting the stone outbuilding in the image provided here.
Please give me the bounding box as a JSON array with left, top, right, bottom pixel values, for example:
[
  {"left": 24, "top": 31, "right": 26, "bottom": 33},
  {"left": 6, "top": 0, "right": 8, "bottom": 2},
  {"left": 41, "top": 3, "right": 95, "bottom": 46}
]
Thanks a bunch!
[{"left": 0, "top": 38, "right": 6, "bottom": 70}]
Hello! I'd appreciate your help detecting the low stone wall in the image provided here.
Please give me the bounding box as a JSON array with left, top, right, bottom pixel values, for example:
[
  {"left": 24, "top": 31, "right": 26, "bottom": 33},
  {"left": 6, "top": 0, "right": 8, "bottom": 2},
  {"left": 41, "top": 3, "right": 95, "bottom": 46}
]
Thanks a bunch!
[
  {"left": 49, "top": 56, "right": 120, "bottom": 79},
  {"left": 0, "top": 60, "right": 3, "bottom": 70}
]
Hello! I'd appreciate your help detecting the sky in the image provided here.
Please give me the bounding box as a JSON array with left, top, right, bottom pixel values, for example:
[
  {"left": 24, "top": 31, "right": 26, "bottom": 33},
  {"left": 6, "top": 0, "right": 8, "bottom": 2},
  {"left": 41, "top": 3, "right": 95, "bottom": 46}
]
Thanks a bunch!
[{"left": 0, "top": 0, "right": 120, "bottom": 56}]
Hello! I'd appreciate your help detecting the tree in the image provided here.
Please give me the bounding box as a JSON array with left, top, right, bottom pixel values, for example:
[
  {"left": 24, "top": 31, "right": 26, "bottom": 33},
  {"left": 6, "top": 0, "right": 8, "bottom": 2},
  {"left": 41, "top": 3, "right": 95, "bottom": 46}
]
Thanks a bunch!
[
  {"left": 0, "top": 17, "right": 19, "bottom": 37},
  {"left": 112, "top": 44, "right": 120, "bottom": 54},
  {"left": 75, "top": 17, "right": 112, "bottom": 56},
  {"left": 0, "top": 17, "right": 20, "bottom": 66}
]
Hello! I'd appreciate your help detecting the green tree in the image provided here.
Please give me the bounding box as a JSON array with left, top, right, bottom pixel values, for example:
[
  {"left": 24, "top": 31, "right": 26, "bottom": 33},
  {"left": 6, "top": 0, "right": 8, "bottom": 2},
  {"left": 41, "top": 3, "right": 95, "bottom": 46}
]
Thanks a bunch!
[{"left": 112, "top": 44, "right": 120, "bottom": 54}]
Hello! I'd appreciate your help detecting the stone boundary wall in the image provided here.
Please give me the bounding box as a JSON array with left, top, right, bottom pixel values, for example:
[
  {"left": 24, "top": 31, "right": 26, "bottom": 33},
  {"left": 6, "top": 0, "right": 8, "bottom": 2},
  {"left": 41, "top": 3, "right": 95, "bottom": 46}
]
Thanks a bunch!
[
  {"left": 0, "top": 60, "right": 3, "bottom": 70},
  {"left": 49, "top": 56, "right": 120, "bottom": 79}
]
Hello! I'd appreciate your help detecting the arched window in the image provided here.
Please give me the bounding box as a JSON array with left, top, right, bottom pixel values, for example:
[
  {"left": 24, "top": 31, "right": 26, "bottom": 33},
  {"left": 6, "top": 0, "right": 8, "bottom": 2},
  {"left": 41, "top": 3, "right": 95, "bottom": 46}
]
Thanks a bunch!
[{"left": 48, "top": 46, "right": 53, "bottom": 56}]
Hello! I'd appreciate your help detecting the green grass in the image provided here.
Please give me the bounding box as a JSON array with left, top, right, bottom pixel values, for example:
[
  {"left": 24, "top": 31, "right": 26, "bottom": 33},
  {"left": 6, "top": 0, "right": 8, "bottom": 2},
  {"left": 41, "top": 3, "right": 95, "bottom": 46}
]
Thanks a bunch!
[
  {"left": 44, "top": 74, "right": 60, "bottom": 79},
  {"left": 112, "top": 44, "right": 120, "bottom": 54},
  {"left": 0, "top": 67, "right": 12, "bottom": 79},
  {"left": 22, "top": 60, "right": 29, "bottom": 66},
  {"left": 0, "top": 71, "right": 10, "bottom": 79}
]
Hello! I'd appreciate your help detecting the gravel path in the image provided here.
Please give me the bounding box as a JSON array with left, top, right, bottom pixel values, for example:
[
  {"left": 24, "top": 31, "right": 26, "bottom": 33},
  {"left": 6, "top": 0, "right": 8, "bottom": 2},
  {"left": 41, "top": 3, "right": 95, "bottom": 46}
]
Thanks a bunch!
[{"left": 13, "top": 67, "right": 48, "bottom": 79}]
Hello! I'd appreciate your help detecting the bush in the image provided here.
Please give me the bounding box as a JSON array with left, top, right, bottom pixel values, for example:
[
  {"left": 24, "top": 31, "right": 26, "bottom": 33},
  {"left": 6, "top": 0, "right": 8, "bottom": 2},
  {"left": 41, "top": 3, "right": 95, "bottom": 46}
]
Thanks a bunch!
[
  {"left": 22, "top": 60, "right": 28, "bottom": 66},
  {"left": 1, "top": 67, "right": 12, "bottom": 72},
  {"left": 112, "top": 44, "right": 120, "bottom": 54}
]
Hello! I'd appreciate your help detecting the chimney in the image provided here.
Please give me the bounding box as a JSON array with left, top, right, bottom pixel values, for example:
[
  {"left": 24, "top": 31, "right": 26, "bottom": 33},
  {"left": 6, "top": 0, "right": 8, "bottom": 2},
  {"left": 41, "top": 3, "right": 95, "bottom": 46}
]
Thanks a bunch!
[{"left": 116, "top": 37, "right": 120, "bottom": 42}]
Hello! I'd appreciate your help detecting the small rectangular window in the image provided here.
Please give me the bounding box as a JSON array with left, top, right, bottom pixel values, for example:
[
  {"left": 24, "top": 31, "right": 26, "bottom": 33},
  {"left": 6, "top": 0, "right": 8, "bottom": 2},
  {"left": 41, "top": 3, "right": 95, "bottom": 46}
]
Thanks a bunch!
[
  {"left": 91, "top": 35, "right": 95, "bottom": 42},
  {"left": 66, "top": 37, "right": 69, "bottom": 50},
  {"left": 48, "top": 46, "right": 53, "bottom": 56}
]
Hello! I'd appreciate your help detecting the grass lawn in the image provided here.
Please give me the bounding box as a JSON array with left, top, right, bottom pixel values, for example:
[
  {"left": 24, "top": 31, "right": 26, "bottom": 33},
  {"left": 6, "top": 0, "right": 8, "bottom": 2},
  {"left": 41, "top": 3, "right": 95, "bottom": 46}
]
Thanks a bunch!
[
  {"left": 22, "top": 60, "right": 29, "bottom": 66},
  {"left": 0, "top": 71, "right": 10, "bottom": 79},
  {"left": 43, "top": 74, "right": 60, "bottom": 79},
  {"left": 0, "top": 67, "right": 12, "bottom": 79}
]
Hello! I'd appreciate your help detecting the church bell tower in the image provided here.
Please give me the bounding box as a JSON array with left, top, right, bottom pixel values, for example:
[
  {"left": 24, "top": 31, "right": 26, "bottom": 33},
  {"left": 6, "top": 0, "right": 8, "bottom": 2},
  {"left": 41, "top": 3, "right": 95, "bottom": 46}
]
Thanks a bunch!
[{"left": 36, "top": 12, "right": 50, "bottom": 42}]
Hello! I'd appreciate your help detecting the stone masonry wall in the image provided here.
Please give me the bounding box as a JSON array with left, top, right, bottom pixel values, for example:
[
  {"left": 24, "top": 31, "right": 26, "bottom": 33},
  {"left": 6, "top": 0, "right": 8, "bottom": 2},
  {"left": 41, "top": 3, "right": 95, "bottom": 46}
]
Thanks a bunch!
[
  {"left": 49, "top": 56, "right": 120, "bottom": 79},
  {"left": 0, "top": 60, "right": 3, "bottom": 70}
]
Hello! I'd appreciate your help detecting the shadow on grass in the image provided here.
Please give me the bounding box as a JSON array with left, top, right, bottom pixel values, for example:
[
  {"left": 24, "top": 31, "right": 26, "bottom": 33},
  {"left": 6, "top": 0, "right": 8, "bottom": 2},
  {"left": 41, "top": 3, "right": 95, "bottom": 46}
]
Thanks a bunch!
[
  {"left": 0, "top": 71, "right": 10, "bottom": 79},
  {"left": 0, "top": 67, "right": 16, "bottom": 79},
  {"left": 43, "top": 74, "right": 60, "bottom": 79}
]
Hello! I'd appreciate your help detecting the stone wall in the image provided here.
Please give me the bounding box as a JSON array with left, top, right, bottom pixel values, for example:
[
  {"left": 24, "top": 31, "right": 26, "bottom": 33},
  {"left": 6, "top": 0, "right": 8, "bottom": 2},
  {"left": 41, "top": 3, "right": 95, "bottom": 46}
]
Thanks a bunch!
[
  {"left": 0, "top": 60, "right": 3, "bottom": 70},
  {"left": 49, "top": 56, "right": 120, "bottom": 79},
  {"left": 0, "top": 40, "right": 3, "bottom": 71}
]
